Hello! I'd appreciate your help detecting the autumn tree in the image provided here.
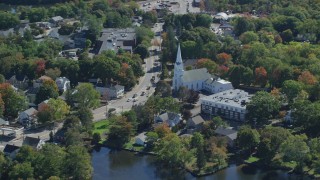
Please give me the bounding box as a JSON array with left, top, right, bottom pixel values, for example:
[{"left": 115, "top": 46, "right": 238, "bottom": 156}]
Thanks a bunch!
[
  {"left": 298, "top": 71, "right": 317, "bottom": 85},
  {"left": 216, "top": 53, "right": 232, "bottom": 66},
  {"left": 155, "top": 123, "right": 171, "bottom": 138},
  {"left": 0, "top": 94, "right": 4, "bottom": 118},
  {"left": 35, "top": 59, "right": 46, "bottom": 77},
  {"left": 254, "top": 67, "right": 268, "bottom": 87},
  {"left": 196, "top": 58, "right": 218, "bottom": 74}
]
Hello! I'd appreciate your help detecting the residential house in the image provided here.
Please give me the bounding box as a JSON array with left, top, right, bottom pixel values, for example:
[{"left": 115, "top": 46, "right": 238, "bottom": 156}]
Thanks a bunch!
[
  {"left": 95, "top": 28, "right": 136, "bottom": 54},
  {"left": 23, "top": 136, "right": 45, "bottom": 150},
  {"left": 26, "top": 87, "right": 40, "bottom": 107},
  {"left": 6, "top": 75, "right": 29, "bottom": 90},
  {"left": 200, "top": 89, "right": 252, "bottom": 121},
  {"left": 203, "top": 77, "right": 234, "bottom": 94},
  {"left": 49, "top": 16, "right": 64, "bottom": 26},
  {"left": 0, "top": 28, "right": 14, "bottom": 37},
  {"left": 186, "top": 115, "right": 205, "bottom": 133},
  {"left": 96, "top": 84, "right": 125, "bottom": 99},
  {"left": 135, "top": 132, "right": 147, "bottom": 146},
  {"left": 33, "top": 75, "right": 52, "bottom": 88},
  {"left": 0, "top": 118, "right": 9, "bottom": 126},
  {"left": 19, "top": 108, "right": 38, "bottom": 127},
  {"left": 55, "top": 77, "right": 70, "bottom": 93},
  {"left": 214, "top": 127, "right": 238, "bottom": 147},
  {"left": 3, "top": 144, "right": 20, "bottom": 158},
  {"left": 154, "top": 112, "right": 181, "bottom": 127}
]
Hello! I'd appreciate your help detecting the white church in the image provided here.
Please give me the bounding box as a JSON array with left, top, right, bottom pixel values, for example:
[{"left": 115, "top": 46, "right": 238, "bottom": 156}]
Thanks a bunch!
[{"left": 173, "top": 44, "right": 233, "bottom": 93}]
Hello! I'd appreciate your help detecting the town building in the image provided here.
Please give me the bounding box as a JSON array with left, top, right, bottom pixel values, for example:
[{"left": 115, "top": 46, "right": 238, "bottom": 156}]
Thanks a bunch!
[
  {"left": 154, "top": 112, "right": 181, "bottom": 127},
  {"left": 6, "top": 75, "right": 29, "bottom": 90},
  {"left": 186, "top": 115, "right": 205, "bottom": 133},
  {"left": 49, "top": 16, "right": 64, "bottom": 26},
  {"left": 214, "top": 127, "right": 238, "bottom": 147},
  {"left": 18, "top": 107, "right": 38, "bottom": 127},
  {"left": 3, "top": 144, "right": 20, "bottom": 158},
  {"left": 172, "top": 44, "right": 233, "bottom": 92},
  {"left": 23, "top": 136, "right": 45, "bottom": 150},
  {"left": 55, "top": 77, "right": 71, "bottom": 93},
  {"left": 200, "top": 89, "right": 251, "bottom": 121},
  {"left": 95, "top": 28, "right": 136, "bottom": 54},
  {"left": 95, "top": 84, "right": 125, "bottom": 99}
]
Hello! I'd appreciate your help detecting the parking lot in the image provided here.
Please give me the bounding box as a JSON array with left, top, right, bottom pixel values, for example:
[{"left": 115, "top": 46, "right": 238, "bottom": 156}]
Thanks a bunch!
[{"left": 138, "top": 0, "right": 200, "bottom": 14}]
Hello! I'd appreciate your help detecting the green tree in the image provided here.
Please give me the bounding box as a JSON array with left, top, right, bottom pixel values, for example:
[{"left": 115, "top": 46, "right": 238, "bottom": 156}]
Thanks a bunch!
[
  {"left": 155, "top": 133, "right": 192, "bottom": 167},
  {"left": 239, "top": 31, "right": 259, "bottom": 44},
  {"left": 64, "top": 145, "right": 93, "bottom": 180},
  {"left": 177, "top": 86, "right": 189, "bottom": 102},
  {"left": 279, "top": 134, "right": 310, "bottom": 172},
  {"left": 107, "top": 116, "right": 134, "bottom": 148},
  {"left": 246, "top": 91, "right": 281, "bottom": 127},
  {"left": 9, "top": 162, "right": 34, "bottom": 179},
  {"left": 35, "top": 80, "right": 59, "bottom": 104},
  {"left": 281, "top": 80, "right": 303, "bottom": 103},
  {"left": 155, "top": 80, "right": 172, "bottom": 97},
  {"left": 35, "top": 144, "right": 66, "bottom": 179},
  {"left": 65, "top": 128, "right": 83, "bottom": 147},
  {"left": 47, "top": 98, "right": 70, "bottom": 122},
  {"left": 257, "top": 127, "right": 292, "bottom": 164},
  {"left": 71, "top": 83, "right": 100, "bottom": 109},
  {"left": 0, "top": 12, "right": 20, "bottom": 30},
  {"left": 76, "top": 107, "right": 93, "bottom": 132},
  {"left": 134, "top": 44, "right": 149, "bottom": 59},
  {"left": 236, "top": 126, "right": 260, "bottom": 154},
  {"left": 92, "top": 133, "right": 101, "bottom": 144},
  {"left": 122, "top": 110, "right": 138, "bottom": 131},
  {"left": 0, "top": 74, "right": 5, "bottom": 83},
  {"left": 63, "top": 115, "right": 81, "bottom": 130},
  {"left": 0, "top": 83, "right": 27, "bottom": 118}
]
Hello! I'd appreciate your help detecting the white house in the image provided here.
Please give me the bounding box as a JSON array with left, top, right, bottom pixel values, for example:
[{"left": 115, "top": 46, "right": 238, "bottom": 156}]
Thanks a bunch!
[
  {"left": 172, "top": 44, "right": 233, "bottom": 93},
  {"left": 96, "top": 85, "right": 125, "bottom": 99},
  {"left": 19, "top": 108, "right": 38, "bottom": 127},
  {"left": 23, "top": 136, "right": 45, "bottom": 150},
  {"left": 135, "top": 132, "right": 147, "bottom": 146},
  {"left": 200, "top": 89, "right": 251, "bottom": 121},
  {"left": 154, "top": 112, "right": 181, "bottom": 127},
  {"left": 55, "top": 77, "right": 71, "bottom": 92}
]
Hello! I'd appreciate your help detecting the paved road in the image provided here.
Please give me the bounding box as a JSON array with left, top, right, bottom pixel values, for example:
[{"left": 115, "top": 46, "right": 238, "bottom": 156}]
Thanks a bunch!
[
  {"left": 92, "top": 52, "right": 161, "bottom": 121},
  {"left": 138, "top": 0, "right": 200, "bottom": 14}
]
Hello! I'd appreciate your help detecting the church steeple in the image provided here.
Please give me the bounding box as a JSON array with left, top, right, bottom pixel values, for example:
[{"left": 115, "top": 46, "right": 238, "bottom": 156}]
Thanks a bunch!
[
  {"left": 176, "top": 44, "right": 183, "bottom": 65},
  {"left": 173, "top": 44, "right": 184, "bottom": 91}
]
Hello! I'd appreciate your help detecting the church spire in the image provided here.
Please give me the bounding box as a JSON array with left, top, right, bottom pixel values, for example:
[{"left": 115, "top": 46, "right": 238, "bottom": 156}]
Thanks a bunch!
[{"left": 176, "top": 44, "right": 183, "bottom": 65}]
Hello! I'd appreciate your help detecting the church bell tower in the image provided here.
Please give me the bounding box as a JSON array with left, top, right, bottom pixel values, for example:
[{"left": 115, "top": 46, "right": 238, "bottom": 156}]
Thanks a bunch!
[{"left": 173, "top": 44, "right": 184, "bottom": 91}]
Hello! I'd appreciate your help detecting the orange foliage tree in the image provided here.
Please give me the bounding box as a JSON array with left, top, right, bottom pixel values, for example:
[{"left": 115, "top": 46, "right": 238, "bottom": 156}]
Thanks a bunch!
[
  {"left": 216, "top": 53, "right": 232, "bottom": 65},
  {"left": 196, "top": 58, "right": 218, "bottom": 74},
  {"left": 298, "top": 71, "right": 317, "bottom": 85},
  {"left": 255, "top": 67, "right": 268, "bottom": 87}
]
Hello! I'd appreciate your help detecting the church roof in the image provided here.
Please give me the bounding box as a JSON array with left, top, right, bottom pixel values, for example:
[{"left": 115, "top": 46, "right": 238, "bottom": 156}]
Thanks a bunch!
[
  {"left": 175, "top": 44, "right": 183, "bottom": 65},
  {"left": 182, "top": 68, "right": 211, "bottom": 83}
]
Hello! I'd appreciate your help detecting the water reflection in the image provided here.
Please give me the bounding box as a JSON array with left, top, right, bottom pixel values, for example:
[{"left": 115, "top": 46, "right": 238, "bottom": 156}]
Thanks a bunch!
[{"left": 92, "top": 147, "right": 310, "bottom": 180}]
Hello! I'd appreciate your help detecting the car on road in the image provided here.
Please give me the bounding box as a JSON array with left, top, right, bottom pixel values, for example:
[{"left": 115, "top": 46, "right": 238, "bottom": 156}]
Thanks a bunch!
[
  {"left": 127, "top": 98, "right": 132, "bottom": 102},
  {"left": 133, "top": 94, "right": 138, "bottom": 98},
  {"left": 146, "top": 86, "right": 151, "bottom": 90},
  {"left": 141, "top": 91, "right": 146, "bottom": 96},
  {"left": 133, "top": 98, "right": 138, "bottom": 102}
]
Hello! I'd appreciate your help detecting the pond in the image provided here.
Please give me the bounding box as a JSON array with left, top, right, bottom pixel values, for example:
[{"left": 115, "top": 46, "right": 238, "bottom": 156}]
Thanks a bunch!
[{"left": 92, "top": 147, "right": 310, "bottom": 180}]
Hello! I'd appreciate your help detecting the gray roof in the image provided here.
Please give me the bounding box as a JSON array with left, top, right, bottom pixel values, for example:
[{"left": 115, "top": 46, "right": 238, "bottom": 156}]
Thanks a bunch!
[
  {"left": 182, "top": 68, "right": 211, "bottom": 83},
  {"left": 23, "top": 136, "right": 41, "bottom": 148},
  {"left": 200, "top": 89, "right": 252, "bottom": 110},
  {"left": 3, "top": 144, "right": 20, "bottom": 153},
  {"left": 97, "top": 28, "right": 136, "bottom": 54},
  {"left": 110, "top": 85, "right": 124, "bottom": 91},
  {"left": 51, "top": 16, "right": 63, "bottom": 22},
  {"left": 0, "top": 118, "right": 9, "bottom": 125},
  {"left": 23, "top": 108, "right": 38, "bottom": 116},
  {"left": 189, "top": 115, "right": 205, "bottom": 125},
  {"left": 156, "top": 112, "right": 178, "bottom": 122},
  {"left": 0, "top": 28, "right": 14, "bottom": 37},
  {"left": 215, "top": 127, "right": 238, "bottom": 140}
]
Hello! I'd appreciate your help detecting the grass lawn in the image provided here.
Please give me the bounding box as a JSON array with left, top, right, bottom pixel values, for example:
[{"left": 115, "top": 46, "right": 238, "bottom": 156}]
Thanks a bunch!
[
  {"left": 93, "top": 119, "right": 111, "bottom": 135},
  {"left": 245, "top": 156, "right": 260, "bottom": 163}
]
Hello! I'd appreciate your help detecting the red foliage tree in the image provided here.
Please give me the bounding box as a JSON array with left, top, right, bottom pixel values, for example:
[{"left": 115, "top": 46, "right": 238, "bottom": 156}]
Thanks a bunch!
[
  {"left": 255, "top": 67, "right": 268, "bottom": 87},
  {"left": 216, "top": 53, "right": 232, "bottom": 65},
  {"left": 35, "top": 59, "right": 46, "bottom": 77}
]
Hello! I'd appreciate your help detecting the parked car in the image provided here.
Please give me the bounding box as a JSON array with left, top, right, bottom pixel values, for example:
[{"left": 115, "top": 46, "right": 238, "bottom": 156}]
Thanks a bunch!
[
  {"left": 133, "top": 94, "right": 138, "bottom": 98},
  {"left": 141, "top": 91, "right": 146, "bottom": 96}
]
